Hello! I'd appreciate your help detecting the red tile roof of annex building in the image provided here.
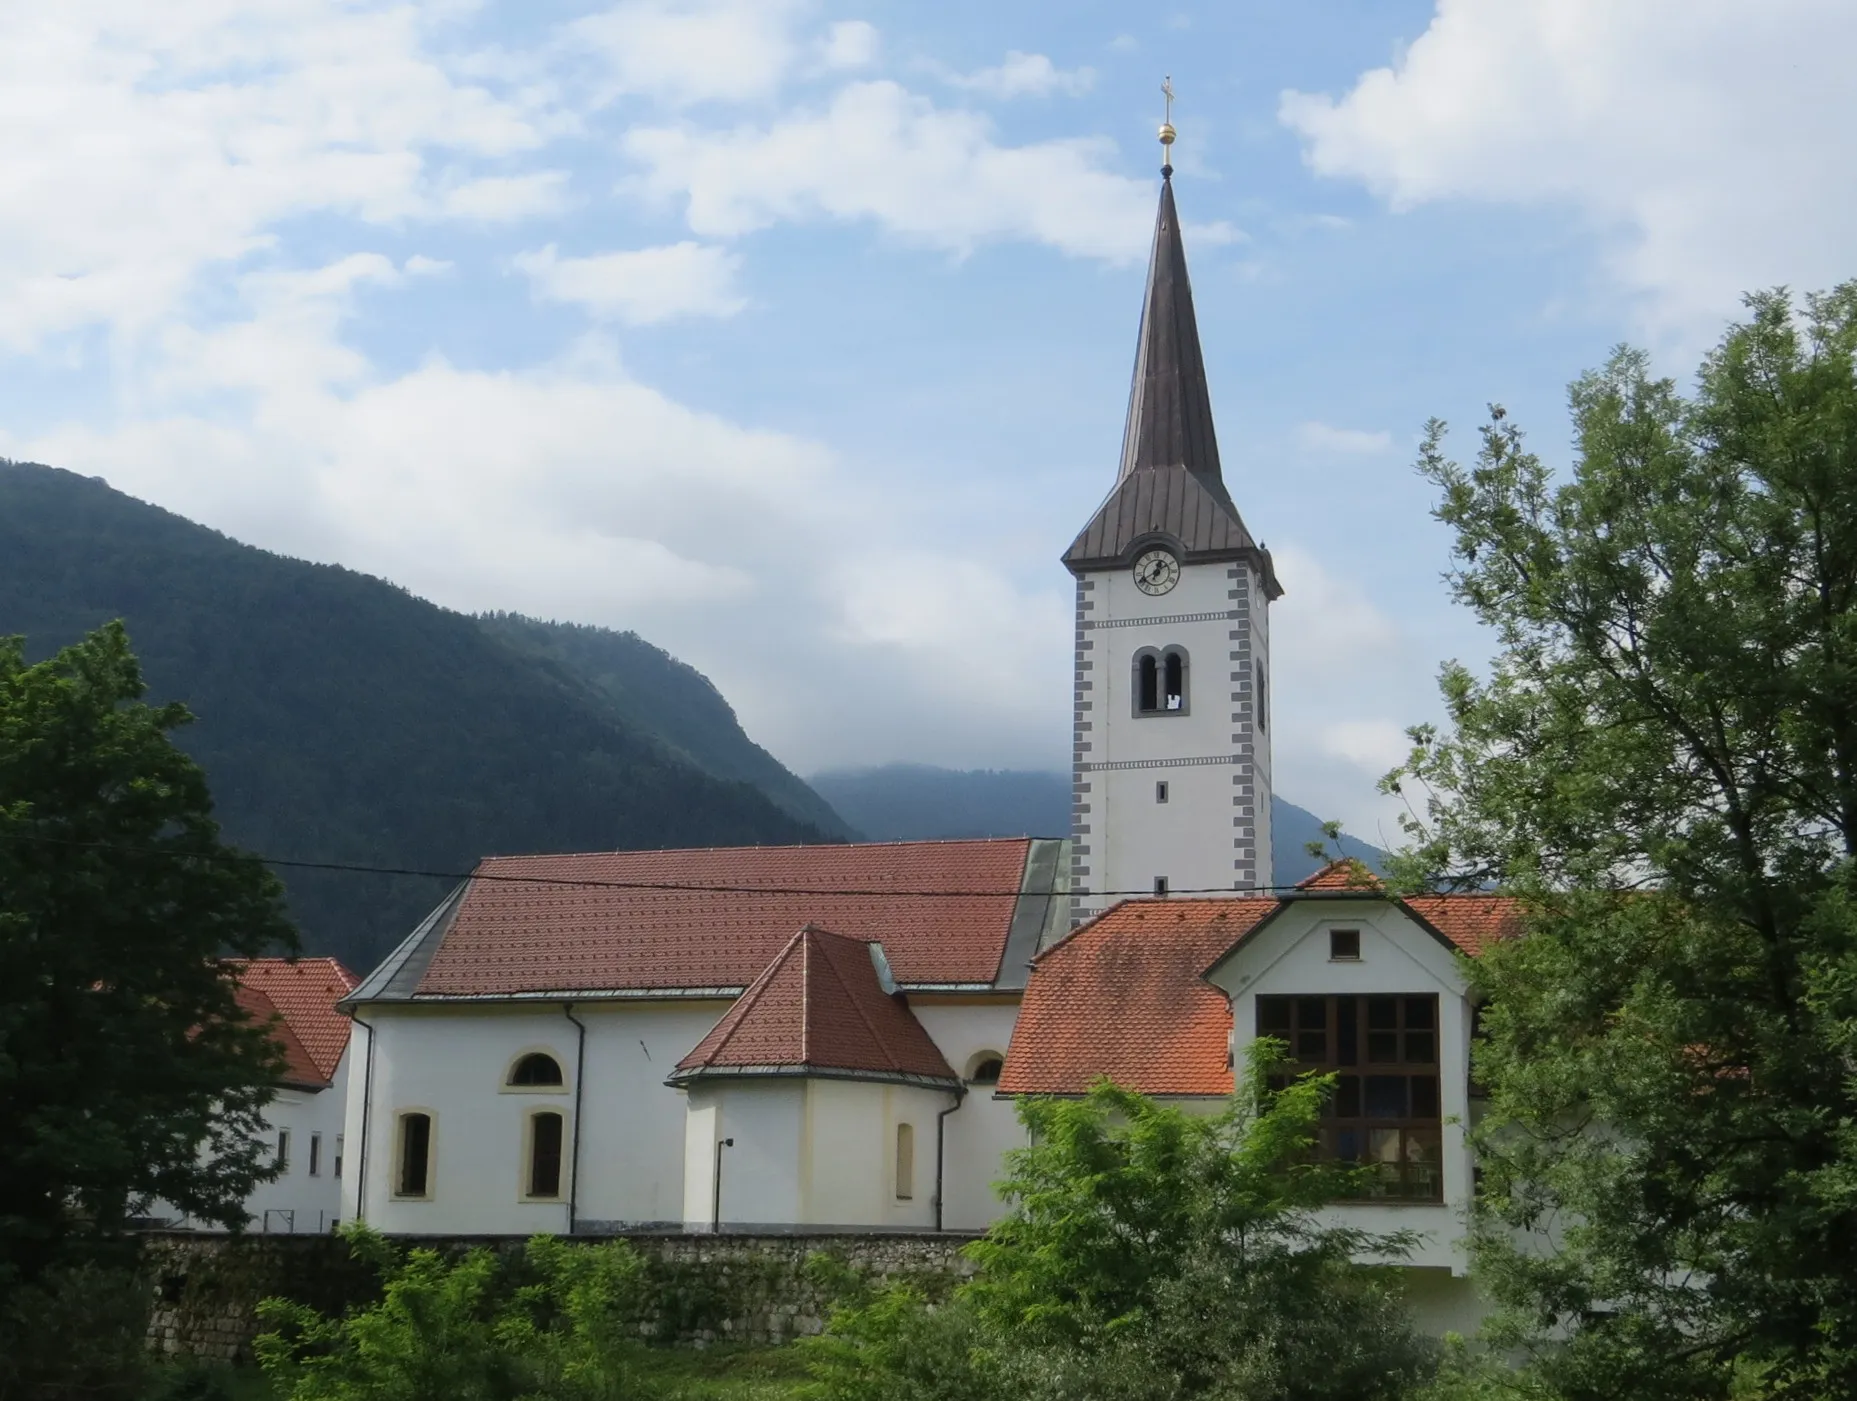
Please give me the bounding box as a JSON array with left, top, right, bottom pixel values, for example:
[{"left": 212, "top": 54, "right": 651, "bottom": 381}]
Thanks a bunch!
[
  {"left": 673, "top": 926, "right": 958, "bottom": 1087},
  {"left": 1001, "top": 899, "right": 1277, "bottom": 1097},
  {"left": 414, "top": 839, "right": 1038, "bottom": 996},
  {"left": 231, "top": 957, "right": 358, "bottom": 1085},
  {"left": 1000, "top": 877, "right": 1524, "bottom": 1098}
]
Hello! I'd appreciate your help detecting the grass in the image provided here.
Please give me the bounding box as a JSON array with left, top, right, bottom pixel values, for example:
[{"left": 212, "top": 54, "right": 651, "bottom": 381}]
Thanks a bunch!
[{"left": 635, "top": 1344, "right": 814, "bottom": 1399}]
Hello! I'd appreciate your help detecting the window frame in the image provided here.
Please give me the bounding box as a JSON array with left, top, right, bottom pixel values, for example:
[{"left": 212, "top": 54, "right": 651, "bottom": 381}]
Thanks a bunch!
[
  {"left": 1329, "top": 928, "right": 1362, "bottom": 961},
  {"left": 1256, "top": 993, "right": 1444, "bottom": 1204},
  {"left": 521, "top": 1108, "right": 567, "bottom": 1202},
  {"left": 275, "top": 1129, "right": 291, "bottom": 1174},
  {"left": 308, "top": 1131, "right": 323, "bottom": 1178},
  {"left": 393, "top": 1110, "right": 436, "bottom": 1201},
  {"left": 1131, "top": 646, "right": 1191, "bottom": 717}
]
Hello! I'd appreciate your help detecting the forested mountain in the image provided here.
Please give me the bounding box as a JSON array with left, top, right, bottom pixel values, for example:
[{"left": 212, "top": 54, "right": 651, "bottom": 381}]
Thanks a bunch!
[
  {"left": 809, "top": 763, "right": 1389, "bottom": 887},
  {"left": 0, "top": 461, "right": 842, "bottom": 969}
]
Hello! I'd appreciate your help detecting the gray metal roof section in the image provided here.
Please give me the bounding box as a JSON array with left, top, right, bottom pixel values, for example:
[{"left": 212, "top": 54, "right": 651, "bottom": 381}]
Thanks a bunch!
[
  {"left": 1063, "top": 172, "right": 1281, "bottom": 597},
  {"left": 994, "top": 837, "right": 1068, "bottom": 990},
  {"left": 342, "top": 881, "right": 468, "bottom": 1007}
]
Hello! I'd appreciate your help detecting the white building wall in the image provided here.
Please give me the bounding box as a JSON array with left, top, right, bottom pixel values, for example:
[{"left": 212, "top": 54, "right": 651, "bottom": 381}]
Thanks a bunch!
[
  {"left": 346, "top": 999, "right": 729, "bottom": 1234},
  {"left": 1206, "top": 899, "right": 1473, "bottom": 1274},
  {"left": 909, "top": 999, "right": 1026, "bottom": 1229},
  {"left": 1073, "top": 556, "right": 1272, "bottom": 922},
  {"left": 155, "top": 1048, "right": 351, "bottom": 1234}
]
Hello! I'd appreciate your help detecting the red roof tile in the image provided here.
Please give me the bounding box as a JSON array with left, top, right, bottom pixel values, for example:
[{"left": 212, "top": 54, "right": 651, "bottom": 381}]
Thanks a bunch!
[
  {"left": 234, "top": 984, "right": 328, "bottom": 1090},
  {"left": 230, "top": 958, "right": 358, "bottom": 1083},
  {"left": 1403, "top": 895, "right": 1524, "bottom": 956},
  {"left": 1001, "top": 899, "right": 1277, "bottom": 1097},
  {"left": 415, "top": 840, "right": 1034, "bottom": 996},
  {"left": 1296, "top": 858, "right": 1383, "bottom": 892},
  {"left": 673, "top": 926, "right": 957, "bottom": 1086}
]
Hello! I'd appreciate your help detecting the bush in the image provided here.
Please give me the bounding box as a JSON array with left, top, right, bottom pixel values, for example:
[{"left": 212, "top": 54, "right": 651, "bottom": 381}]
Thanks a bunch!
[
  {"left": 0, "top": 1259, "right": 152, "bottom": 1401},
  {"left": 254, "top": 1227, "right": 658, "bottom": 1401},
  {"left": 806, "top": 1054, "right": 1441, "bottom": 1401}
]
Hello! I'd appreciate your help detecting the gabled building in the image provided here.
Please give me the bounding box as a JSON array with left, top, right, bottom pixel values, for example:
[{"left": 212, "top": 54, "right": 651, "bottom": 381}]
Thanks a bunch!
[
  {"left": 153, "top": 956, "right": 358, "bottom": 1233},
  {"left": 1004, "top": 860, "right": 1520, "bottom": 1334}
]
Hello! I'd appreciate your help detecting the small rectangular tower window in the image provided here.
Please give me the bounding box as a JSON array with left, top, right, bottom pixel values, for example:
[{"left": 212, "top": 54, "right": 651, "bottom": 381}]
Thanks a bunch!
[
  {"left": 309, "top": 1132, "right": 323, "bottom": 1177},
  {"left": 1330, "top": 929, "right": 1361, "bottom": 961},
  {"left": 396, "top": 1113, "right": 432, "bottom": 1198},
  {"left": 334, "top": 1134, "right": 344, "bottom": 1179},
  {"left": 1153, "top": 876, "right": 1170, "bottom": 897},
  {"left": 276, "top": 1130, "right": 290, "bottom": 1172},
  {"left": 1155, "top": 781, "right": 1169, "bottom": 804}
]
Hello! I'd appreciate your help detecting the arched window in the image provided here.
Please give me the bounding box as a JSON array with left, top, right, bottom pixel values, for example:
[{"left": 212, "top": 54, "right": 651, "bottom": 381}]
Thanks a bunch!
[
  {"left": 1137, "top": 652, "right": 1160, "bottom": 713},
  {"left": 965, "top": 1052, "right": 1005, "bottom": 1085},
  {"left": 1163, "top": 649, "right": 1186, "bottom": 710},
  {"left": 1134, "top": 647, "right": 1189, "bottom": 716},
  {"left": 395, "top": 1112, "right": 432, "bottom": 1198},
  {"left": 508, "top": 1052, "right": 564, "bottom": 1087},
  {"left": 895, "top": 1123, "right": 915, "bottom": 1200},
  {"left": 526, "top": 1111, "right": 564, "bottom": 1200}
]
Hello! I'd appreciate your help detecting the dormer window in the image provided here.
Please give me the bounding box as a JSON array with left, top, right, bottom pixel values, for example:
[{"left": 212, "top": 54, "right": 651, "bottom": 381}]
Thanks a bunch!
[{"left": 1330, "top": 929, "right": 1361, "bottom": 961}]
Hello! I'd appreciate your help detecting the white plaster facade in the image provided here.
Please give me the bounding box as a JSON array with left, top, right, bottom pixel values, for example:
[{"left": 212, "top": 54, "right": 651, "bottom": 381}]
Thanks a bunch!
[
  {"left": 1071, "top": 557, "right": 1272, "bottom": 923},
  {"left": 342, "top": 997, "right": 1026, "bottom": 1235},
  {"left": 1203, "top": 894, "right": 1482, "bottom": 1324}
]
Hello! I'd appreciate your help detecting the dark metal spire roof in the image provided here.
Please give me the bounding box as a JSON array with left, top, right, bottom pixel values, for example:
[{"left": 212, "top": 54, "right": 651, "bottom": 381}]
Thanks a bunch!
[{"left": 1064, "top": 170, "right": 1280, "bottom": 597}]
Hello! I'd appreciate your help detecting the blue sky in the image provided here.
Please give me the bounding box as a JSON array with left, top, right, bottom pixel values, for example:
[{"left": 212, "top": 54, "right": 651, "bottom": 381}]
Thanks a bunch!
[{"left": 3, "top": 0, "right": 1853, "bottom": 848}]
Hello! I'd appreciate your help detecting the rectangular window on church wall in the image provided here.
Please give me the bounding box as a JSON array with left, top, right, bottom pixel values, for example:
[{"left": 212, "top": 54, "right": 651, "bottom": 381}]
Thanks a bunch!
[{"left": 1256, "top": 994, "right": 1442, "bottom": 1203}]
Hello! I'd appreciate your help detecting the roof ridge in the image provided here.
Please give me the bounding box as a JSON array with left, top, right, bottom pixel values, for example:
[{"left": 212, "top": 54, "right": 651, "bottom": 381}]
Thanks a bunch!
[{"left": 475, "top": 835, "right": 1037, "bottom": 869}]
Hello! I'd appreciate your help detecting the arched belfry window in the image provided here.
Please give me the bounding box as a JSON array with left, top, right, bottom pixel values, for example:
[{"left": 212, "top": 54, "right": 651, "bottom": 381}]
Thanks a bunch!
[{"left": 1134, "top": 647, "right": 1190, "bottom": 717}]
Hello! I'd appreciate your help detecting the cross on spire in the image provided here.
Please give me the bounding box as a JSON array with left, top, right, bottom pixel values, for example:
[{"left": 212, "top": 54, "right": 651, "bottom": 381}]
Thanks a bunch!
[{"left": 1159, "top": 75, "right": 1177, "bottom": 174}]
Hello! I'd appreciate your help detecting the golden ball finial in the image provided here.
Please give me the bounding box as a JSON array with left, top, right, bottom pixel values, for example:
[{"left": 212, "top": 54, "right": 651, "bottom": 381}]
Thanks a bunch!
[{"left": 1159, "top": 122, "right": 1176, "bottom": 148}]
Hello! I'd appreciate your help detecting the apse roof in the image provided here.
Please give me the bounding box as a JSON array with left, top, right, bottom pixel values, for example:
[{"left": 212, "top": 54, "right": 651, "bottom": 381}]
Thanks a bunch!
[{"left": 670, "top": 925, "right": 958, "bottom": 1089}]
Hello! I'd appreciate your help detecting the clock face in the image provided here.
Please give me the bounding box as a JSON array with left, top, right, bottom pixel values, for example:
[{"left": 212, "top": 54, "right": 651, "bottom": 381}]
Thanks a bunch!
[{"left": 1133, "top": 549, "right": 1181, "bottom": 596}]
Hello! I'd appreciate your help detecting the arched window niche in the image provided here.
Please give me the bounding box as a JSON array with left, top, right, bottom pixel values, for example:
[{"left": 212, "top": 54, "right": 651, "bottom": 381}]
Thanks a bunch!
[
  {"left": 965, "top": 1051, "right": 1005, "bottom": 1085},
  {"left": 1132, "top": 646, "right": 1190, "bottom": 717},
  {"left": 523, "top": 1109, "right": 565, "bottom": 1201},
  {"left": 505, "top": 1051, "right": 566, "bottom": 1091}
]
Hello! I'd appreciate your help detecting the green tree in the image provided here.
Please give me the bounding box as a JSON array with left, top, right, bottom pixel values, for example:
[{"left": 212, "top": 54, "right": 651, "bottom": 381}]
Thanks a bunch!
[
  {"left": 808, "top": 1051, "right": 1436, "bottom": 1401},
  {"left": 1388, "top": 285, "right": 1857, "bottom": 1398},
  {"left": 0, "top": 622, "right": 295, "bottom": 1293}
]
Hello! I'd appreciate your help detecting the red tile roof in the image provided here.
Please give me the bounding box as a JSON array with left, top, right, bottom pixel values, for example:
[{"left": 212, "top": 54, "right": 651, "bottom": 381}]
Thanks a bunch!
[
  {"left": 1296, "top": 858, "right": 1383, "bottom": 892},
  {"left": 1404, "top": 895, "right": 1524, "bottom": 956},
  {"left": 1001, "top": 891, "right": 1522, "bottom": 1097},
  {"left": 234, "top": 985, "right": 328, "bottom": 1090},
  {"left": 230, "top": 958, "right": 358, "bottom": 1084},
  {"left": 415, "top": 840, "right": 1035, "bottom": 996},
  {"left": 673, "top": 926, "right": 957, "bottom": 1087},
  {"left": 1001, "top": 899, "right": 1277, "bottom": 1097}
]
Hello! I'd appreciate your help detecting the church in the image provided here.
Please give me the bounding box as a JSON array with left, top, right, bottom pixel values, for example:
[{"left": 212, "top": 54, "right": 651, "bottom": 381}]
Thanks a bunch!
[{"left": 332, "top": 154, "right": 1512, "bottom": 1332}]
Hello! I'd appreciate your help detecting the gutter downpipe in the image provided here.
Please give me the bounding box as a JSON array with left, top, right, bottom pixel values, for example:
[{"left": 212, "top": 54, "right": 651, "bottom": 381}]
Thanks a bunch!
[
  {"left": 350, "top": 1007, "right": 377, "bottom": 1223},
  {"left": 934, "top": 1087, "right": 967, "bottom": 1233},
  {"left": 564, "top": 1003, "right": 588, "bottom": 1236}
]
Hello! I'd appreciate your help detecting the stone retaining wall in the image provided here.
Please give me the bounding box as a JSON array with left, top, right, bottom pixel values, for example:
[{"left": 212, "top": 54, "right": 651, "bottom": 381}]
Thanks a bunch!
[{"left": 141, "top": 1230, "right": 979, "bottom": 1361}]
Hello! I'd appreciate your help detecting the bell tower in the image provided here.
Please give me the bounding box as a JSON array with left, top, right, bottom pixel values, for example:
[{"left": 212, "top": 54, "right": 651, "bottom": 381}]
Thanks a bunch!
[{"left": 1063, "top": 96, "right": 1281, "bottom": 924}]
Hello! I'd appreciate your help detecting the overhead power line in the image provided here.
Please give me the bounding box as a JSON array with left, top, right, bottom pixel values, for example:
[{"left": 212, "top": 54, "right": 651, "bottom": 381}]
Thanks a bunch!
[{"left": 0, "top": 831, "right": 1355, "bottom": 900}]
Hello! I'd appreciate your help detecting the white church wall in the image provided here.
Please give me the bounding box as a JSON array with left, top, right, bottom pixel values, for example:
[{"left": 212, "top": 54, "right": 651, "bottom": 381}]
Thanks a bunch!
[
  {"left": 1075, "top": 557, "right": 1271, "bottom": 918},
  {"left": 908, "top": 999, "right": 1025, "bottom": 1229},
  {"left": 346, "top": 1000, "right": 730, "bottom": 1234},
  {"left": 1208, "top": 899, "right": 1474, "bottom": 1273}
]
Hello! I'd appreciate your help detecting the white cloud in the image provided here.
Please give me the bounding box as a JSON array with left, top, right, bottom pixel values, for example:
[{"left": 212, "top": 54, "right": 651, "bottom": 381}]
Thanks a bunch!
[
  {"left": 1296, "top": 421, "right": 1392, "bottom": 455},
  {"left": 1321, "top": 718, "right": 1411, "bottom": 774},
  {"left": 0, "top": 1, "right": 556, "bottom": 352},
  {"left": 624, "top": 80, "right": 1153, "bottom": 260},
  {"left": 818, "top": 20, "right": 879, "bottom": 71},
  {"left": 1280, "top": 0, "right": 1857, "bottom": 336},
  {"left": 514, "top": 242, "right": 746, "bottom": 324},
  {"left": 442, "top": 171, "right": 573, "bottom": 222},
  {"left": 951, "top": 52, "right": 1095, "bottom": 100},
  {"left": 569, "top": 0, "right": 809, "bottom": 106}
]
